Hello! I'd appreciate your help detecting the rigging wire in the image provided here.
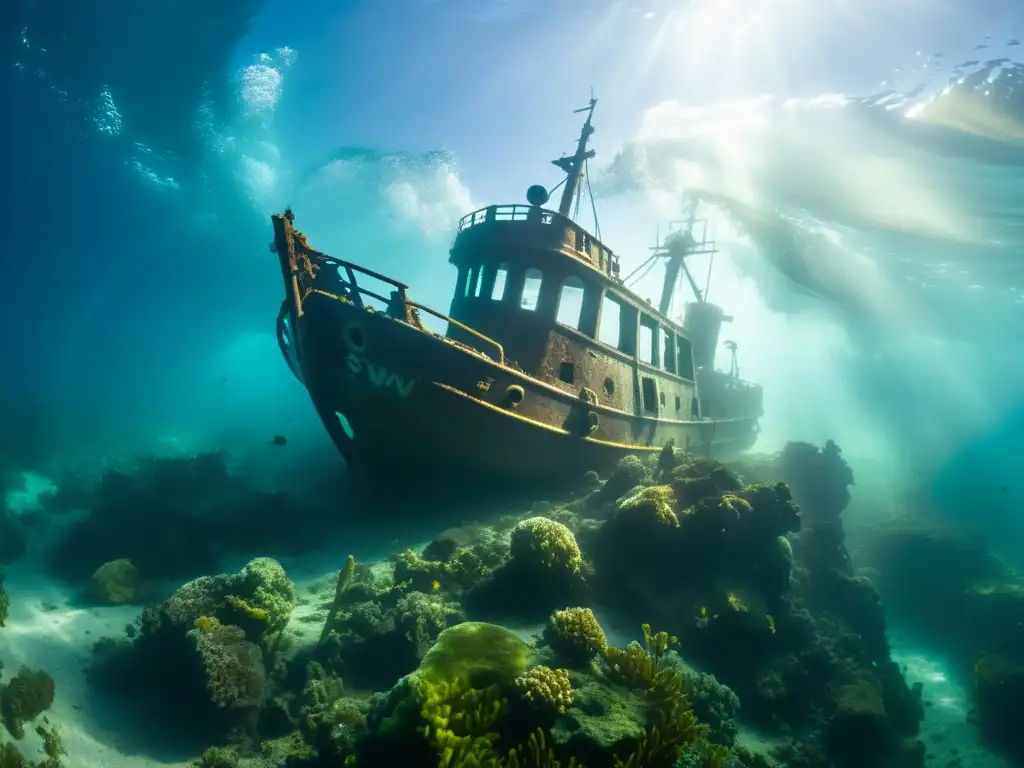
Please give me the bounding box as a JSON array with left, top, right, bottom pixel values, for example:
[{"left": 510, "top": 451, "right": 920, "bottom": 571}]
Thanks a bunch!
[
  {"left": 704, "top": 248, "right": 715, "bottom": 300},
  {"left": 547, "top": 175, "right": 567, "bottom": 199},
  {"left": 584, "top": 158, "right": 601, "bottom": 241},
  {"left": 626, "top": 256, "right": 661, "bottom": 291},
  {"left": 622, "top": 252, "right": 659, "bottom": 285}
]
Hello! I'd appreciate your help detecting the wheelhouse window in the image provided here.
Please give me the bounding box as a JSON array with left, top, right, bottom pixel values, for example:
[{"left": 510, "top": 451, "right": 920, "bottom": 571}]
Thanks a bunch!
[
  {"left": 465, "top": 265, "right": 481, "bottom": 298},
  {"left": 677, "top": 335, "right": 696, "bottom": 380},
  {"left": 639, "top": 315, "right": 660, "bottom": 367},
  {"left": 641, "top": 376, "right": 658, "bottom": 414},
  {"left": 661, "top": 328, "right": 676, "bottom": 374},
  {"left": 521, "top": 268, "right": 542, "bottom": 311},
  {"left": 597, "top": 293, "right": 621, "bottom": 349},
  {"left": 491, "top": 263, "right": 509, "bottom": 301},
  {"left": 556, "top": 276, "right": 585, "bottom": 330},
  {"left": 597, "top": 290, "right": 637, "bottom": 356}
]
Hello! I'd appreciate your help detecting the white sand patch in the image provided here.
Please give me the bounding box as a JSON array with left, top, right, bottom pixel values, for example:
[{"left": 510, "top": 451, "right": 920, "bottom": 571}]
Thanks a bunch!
[
  {"left": 0, "top": 564, "right": 191, "bottom": 767},
  {"left": 0, "top": 540, "right": 406, "bottom": 767},
  {"left": 890, "top": 634, "right": 1009, "bottom": 768},
  {"left": 4, "top": 471, "right": 57, "bottom": 515}
]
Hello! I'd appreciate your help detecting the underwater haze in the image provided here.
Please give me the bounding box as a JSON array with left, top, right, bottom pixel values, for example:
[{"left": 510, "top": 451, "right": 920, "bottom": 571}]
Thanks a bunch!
[
  {"left": 4, "top": 0, "right": 1024, "bottom": 766},
  {"left": 6, "top": 1, "right": 1024, "bottom": 500}
]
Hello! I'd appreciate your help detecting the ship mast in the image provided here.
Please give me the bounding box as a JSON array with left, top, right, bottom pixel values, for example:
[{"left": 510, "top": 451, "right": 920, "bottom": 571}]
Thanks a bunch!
[
  {"left": 655, "top": 195, "right": 718, "bottom": 317},
  {"left": 552, "top": 95, "right": 598, "bottom": 218}
]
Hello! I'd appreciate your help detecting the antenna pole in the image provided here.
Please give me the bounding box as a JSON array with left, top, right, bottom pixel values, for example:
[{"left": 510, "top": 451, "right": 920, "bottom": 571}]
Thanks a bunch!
[{"left": 552, "top": 93, "right": 598, "bottom": 218}]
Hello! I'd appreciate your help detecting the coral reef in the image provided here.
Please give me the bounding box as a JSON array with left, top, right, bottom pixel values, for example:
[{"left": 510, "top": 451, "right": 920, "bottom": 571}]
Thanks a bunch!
[
  {"left": 88, "top": 557, "right": 296, "bottom": 747},
  {"left": 47, "top": 452, "right": 348, "bottom": 583},
  {"left": 0, "top": 670, "right": 55, "bottom": 739},
  {"left": 90, "top": 558, "right": 140, "bottom": 605},
  {"left": 315, "top": 554, "right": 465, "bottom": 691},
  {"left": 74, "top": 440, "right": 933, "bottom": 768},
  {"left": 353, "top": 617, "right": 725, "bottom": 768},
  {"left": 543, "top": 607, "right": 608, "bottom": 668},
  {"left": 463, "top": 517, "right": 589, "bottom": 622}
]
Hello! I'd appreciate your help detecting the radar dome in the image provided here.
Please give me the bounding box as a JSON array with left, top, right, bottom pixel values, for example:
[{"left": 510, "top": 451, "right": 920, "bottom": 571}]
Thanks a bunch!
[{"left": 526, "top": 185, "right": 549, "bottom": 206}]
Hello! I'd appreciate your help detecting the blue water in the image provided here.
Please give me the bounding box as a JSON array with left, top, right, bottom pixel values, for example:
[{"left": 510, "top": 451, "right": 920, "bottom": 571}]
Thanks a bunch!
[
  {"left": 6, "top": 2, "right": 1024, "bottom": 556},
  {"left": 5, "top": 3, "right": 1024, "bottom": 767}
]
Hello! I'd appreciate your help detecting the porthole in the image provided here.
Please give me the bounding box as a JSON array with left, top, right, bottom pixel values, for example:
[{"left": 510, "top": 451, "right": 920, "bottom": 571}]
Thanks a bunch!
[
  {"left": 343, "top": 323, "right": 366, "bottom": 353},
  {"left": 504, "top": 385, "right": 526, "bottom": 409}
]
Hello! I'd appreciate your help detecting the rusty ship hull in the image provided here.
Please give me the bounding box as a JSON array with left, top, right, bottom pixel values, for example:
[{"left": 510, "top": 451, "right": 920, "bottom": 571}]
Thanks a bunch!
[{"left": 276, "top": 235, "right": 759, "bottom": 501}]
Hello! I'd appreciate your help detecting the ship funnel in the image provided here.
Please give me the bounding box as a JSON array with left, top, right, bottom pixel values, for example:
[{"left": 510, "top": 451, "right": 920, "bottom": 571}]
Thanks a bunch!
[{"left": 683, "top": 301, "right": 731, "bottom": 372}]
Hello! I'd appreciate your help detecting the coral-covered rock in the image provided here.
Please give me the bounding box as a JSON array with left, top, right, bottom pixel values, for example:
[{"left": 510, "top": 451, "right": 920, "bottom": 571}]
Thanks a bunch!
[
  {"left": 543, "top": 607, "right": 608, "bottom": 668},
  {"left": 416, "top": 622, "right": 529, "bottom": 688},
  {"left": 316, "top": 558, "right": 464, "bottom": 691},
  {"left": 151, "top": 557, "right": 295, "bottom": 646},
  {"left": 973, "top": 653, "right": 1024, "bottom": 763},
  {"left": 590, "top": 460, "right": 800, "bottom": 630},
  {"left": 87, "top": 558, "right": 295, "bottom": 748},
  {"left": 515, "top": 666, "right": 573, "bottom": 714},
  {"left": 826, "top": 680, "right": 889, "bottom": 766},
  {"left": 586, "top": 455, "right": 650, "bottom": 510},
  {"left": 463, "top": 518, "right": 588, "bottom": 622},
  {"left": 187, "top": 618, "right": 267, "bottom": 712},
  {"left": 0, "top": 668, "right": 55, "bottom": 739},
  {"left": 91, "top": 558, "right": 140, "bottom": 605},
  {"left": 548, "top": 673, "right": 646, "bottom": 754},
  {"left": 509, "top": 517, "right": 583, "bottom": 575},
  {"left": 676, "top": 666, "right": 741, "bottom": 747}
]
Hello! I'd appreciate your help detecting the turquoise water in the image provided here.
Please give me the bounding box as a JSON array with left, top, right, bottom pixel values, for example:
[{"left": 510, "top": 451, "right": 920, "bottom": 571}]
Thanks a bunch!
[{"left": 5, "top": 2, "right": 1024, "bottom": 766}]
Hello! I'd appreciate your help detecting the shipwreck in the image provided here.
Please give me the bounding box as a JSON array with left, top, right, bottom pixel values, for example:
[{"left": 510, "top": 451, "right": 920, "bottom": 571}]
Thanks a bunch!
[{"left": 271, "top": 96, "right": 763, "bottom": 502}]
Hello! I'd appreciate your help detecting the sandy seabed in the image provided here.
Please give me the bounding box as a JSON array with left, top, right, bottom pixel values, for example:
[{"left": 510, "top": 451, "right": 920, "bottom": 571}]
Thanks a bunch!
[{"left": 0, "top": 550, "right": 1011, "bottom": 768}]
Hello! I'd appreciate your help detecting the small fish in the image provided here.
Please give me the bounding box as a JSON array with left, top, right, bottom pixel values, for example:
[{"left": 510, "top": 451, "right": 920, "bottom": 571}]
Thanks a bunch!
[
  {"left": 1000, "top": 485, "right": 1008, "bottom": 494},
  {"left": 269, "top": 435, "right": 288, "bottom": 447}
]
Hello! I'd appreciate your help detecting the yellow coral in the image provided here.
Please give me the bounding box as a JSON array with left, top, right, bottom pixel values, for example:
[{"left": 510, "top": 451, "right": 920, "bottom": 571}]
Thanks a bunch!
[
  {"left": 194, "top": 616, "right": 220, "bottom": 632},
  {"left": 618, "top": 486, "right": 679, "bottom": 528},
  {"left": 510, "top": 518, "right": 583, "bottom": 574},
  {"left": 515, "top": 666, "right": 573, "bottom": 714},
  {"left": 418, "top": 676, "right": 506, "bottom": 766},
  {"left": 225, "top": 594, "right": 270, "bottom": 622},
  {"left": 726, "top": 593, "right": 747, "bottom": 613},
  {"left": 604, "top": 625, "right": 724, "bottom": 768},
  {"left": 717, "top": 494, "right": 752, "bottom": 515},
  {"left": 545, "top": 607, "right": 608, "bottom": 666},
  {"left": 506, "top": 729, "right": 581, "bottom": 767},
  {"left": 606, "top": 624, "right": 679, "bottom": 686}
]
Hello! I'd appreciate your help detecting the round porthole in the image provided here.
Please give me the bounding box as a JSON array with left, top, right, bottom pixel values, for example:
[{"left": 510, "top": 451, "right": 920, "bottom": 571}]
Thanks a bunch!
[
  {"left": 586, "top": 410, "right": 599, "bottom": 433},
  {"left": 603, "top": 377, "right": 615, "bottom": 397},
  {"left": 343, "top": 323, "right": 366, "bottom": 353},
  {"left": 504, "top": 385, "right": 526, "bottom": 409}
]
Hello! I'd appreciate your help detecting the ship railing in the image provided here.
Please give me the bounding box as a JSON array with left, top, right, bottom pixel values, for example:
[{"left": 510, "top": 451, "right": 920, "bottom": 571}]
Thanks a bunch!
[
  {"left": 456, "top": 204, "right": 619, "bottom": 275},
  {"left": 299, "top": 252, "right": 506, "bottom": 365}
]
